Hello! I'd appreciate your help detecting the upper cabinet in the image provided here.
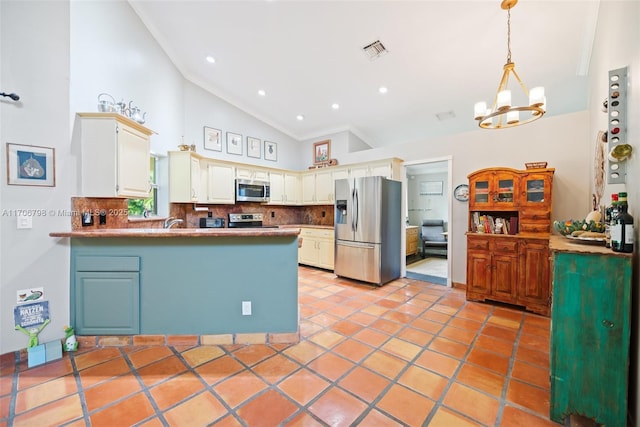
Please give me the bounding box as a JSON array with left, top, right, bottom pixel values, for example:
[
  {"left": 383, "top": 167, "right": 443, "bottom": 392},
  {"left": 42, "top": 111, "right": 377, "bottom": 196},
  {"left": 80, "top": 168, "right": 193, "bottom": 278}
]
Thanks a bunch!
[
  {"left": 77, "top": 113, "right": 153, "bottom": 198},
  {"left": 468, "top": 169, "right": 519, "bottom": 210},
  {"left": 236, "top": 166, "right": 269, "bottom": 182},
  {"left": 169, "top": 151, "right": 202, "bottom": 203},
  {"left": 169, "top": 152, "right": 235, "bottom": 204},
  {"left": 167, "top": 154, "right": 402, "bottom": 206}
]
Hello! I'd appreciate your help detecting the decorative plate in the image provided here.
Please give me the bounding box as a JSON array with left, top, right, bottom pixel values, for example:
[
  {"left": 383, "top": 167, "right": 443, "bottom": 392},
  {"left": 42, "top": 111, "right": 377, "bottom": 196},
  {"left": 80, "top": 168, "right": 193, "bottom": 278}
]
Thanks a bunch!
[
  {"left": 454, "top": 184, "right": 469, "bottom": 202},
  {"left": 566, "top": 235, "right": 606, "bottom": 245}
]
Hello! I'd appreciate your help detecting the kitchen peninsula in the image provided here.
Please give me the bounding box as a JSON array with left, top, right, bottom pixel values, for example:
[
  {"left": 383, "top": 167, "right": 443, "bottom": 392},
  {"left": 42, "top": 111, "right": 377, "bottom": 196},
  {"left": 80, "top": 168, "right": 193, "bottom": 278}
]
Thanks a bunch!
[{"left": 49, "top": 227, "right": 301, "bottom": 345}]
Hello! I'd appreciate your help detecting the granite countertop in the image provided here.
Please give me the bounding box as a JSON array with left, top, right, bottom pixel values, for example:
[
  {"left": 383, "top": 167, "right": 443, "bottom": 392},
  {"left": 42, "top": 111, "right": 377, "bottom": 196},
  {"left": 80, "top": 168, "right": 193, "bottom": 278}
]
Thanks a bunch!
[
  {"left": 549, "top": 235, "right": 632, "bottom": 257},
  {"left": 49, "top": 227, "right": 301, "bottom": 238},
  {"left": 278, "top": 224, "right": 333, "bottom": 230}
]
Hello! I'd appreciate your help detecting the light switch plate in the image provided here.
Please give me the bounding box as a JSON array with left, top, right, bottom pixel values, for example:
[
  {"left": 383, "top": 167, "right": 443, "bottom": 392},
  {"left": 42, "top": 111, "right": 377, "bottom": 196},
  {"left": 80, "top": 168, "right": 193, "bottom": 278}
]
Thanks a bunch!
[
  {"left": 17, "top": 215, "right": 32, "bottom": 229},
  {"left": 242, "top": 301, "right": 252, "bottom": 316}
]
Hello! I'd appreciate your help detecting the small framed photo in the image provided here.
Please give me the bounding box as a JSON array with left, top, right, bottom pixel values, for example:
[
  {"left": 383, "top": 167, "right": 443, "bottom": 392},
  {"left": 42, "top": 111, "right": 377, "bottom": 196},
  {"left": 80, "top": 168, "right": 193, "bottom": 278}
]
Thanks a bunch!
[
  {"left": 313, "top": 140, "right": 331, "bottom": 165},
  {"left": 264, "top": 141, "right": 277, "bottom": 161},
  {"left": 247, "top": 136, "right": 261, "bottom": 159},
  {"left": 226, "top": 132, "right": 243, "bottom": 155},
  {"left": 203, "top": 126, "right": 222, "bottom": 152},
  {"left": 6, "top": 143, "right": 56, "bottom": 187}
]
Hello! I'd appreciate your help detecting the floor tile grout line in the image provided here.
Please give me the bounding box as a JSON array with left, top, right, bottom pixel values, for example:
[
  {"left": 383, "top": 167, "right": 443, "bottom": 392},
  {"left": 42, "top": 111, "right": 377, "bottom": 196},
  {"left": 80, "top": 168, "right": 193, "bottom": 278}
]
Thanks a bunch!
[
  {"left": 6, "top": 351, "right": 19, "bottom": 423},
  {"left": 67, "top": 349, "right": 92, "bottom": 426}
]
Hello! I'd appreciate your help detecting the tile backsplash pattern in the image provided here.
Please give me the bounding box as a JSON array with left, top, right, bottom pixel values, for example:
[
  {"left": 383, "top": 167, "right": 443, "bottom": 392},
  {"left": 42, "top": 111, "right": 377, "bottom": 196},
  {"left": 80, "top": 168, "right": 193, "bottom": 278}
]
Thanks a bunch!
[
  {"left": 71, "top": 197, "right": 334, "bottom": 230},
  {"left": 71, "top": 197, "right": 164, "bottom": 230}
]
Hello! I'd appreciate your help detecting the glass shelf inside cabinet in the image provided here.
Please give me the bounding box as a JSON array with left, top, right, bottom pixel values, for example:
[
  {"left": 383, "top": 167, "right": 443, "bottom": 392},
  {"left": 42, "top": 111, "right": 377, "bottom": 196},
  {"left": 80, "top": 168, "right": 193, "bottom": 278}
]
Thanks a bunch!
[
  {"left": 526, "top": 179, "right": 545, "bottom": 203},
  {"left": 474, "top": 181, "right": 489, "bottom": 203},
  {"left": 496, "top": 179, "right": 514, "bottom": 202}
]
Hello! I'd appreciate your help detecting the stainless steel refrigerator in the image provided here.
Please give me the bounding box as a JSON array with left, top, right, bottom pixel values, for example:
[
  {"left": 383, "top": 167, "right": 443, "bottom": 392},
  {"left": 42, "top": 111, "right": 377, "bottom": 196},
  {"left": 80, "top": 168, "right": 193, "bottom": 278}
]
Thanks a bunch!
[{"left": 334, "top": 176, "right": 401, "bottom": 286}]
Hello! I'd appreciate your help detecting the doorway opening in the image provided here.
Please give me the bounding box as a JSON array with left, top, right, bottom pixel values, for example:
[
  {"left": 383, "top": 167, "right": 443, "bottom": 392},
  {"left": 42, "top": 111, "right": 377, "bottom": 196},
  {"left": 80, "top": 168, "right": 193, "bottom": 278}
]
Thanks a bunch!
[{"left": 403, "top": 157, "right": 452, "bottom": 286}]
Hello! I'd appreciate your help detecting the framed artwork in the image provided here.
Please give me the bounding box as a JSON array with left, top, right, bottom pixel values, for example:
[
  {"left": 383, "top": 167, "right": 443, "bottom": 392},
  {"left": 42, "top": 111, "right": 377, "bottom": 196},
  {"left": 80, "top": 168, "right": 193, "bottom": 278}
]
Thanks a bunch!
[
  {"left": 313, "top": 139, "right": 331, "bottom": 165},
  {"left": 264, "top": 141, "right": 277, "bottom": 161},
  {"left": 6, "top": 143, "right": 56, "bottom": 187},
  {"left": 203, "top": 126, "right": 222, "bottom": 151},
  {"left": 226, "top": 132, "right": 243, "bottom": 155},
  {"left": 247, "top": 136, "right": 261, "bottom": 159},
  {"left": 420, "top": 181, "right": 443, "bottom": 195}
]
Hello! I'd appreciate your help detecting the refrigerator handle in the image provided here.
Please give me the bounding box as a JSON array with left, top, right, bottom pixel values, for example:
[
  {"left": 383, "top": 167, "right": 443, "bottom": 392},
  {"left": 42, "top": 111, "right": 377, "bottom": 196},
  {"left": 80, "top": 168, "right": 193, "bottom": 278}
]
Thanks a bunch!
[{"left": 354, "top": 188, "right": 359, "bottom": 232}]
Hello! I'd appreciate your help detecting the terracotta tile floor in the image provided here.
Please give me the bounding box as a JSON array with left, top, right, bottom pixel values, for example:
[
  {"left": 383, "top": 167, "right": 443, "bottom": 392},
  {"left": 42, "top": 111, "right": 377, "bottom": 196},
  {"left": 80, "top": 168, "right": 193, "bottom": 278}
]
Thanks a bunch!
[{"left": 0, "top": 266, "right": 559, "bottom": 426}]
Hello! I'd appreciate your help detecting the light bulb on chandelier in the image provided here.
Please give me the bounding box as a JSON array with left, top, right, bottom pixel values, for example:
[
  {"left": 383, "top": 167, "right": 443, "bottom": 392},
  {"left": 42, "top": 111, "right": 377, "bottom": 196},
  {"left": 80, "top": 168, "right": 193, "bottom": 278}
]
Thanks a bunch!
[{"left": 474, "top": 0, "right": 546, "bottom": 129}]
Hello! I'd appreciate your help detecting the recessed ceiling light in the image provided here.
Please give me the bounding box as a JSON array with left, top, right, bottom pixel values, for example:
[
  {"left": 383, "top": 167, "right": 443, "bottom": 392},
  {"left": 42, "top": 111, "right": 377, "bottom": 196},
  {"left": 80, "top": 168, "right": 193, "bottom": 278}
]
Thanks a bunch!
[
  {"left": 258, "top": 89, "right": 266, "bottom": 96},
  {"left": 331, "top": 103, "right": 340, "bottom": 110},
  {"left": 206, "top": 55, "right": 216, "bottom": 64},
  {"left": 296, "top": 115, "right": 304, "bottom": 121},
  {"left": 378, "top": 86, "right": 388, "bottom": 94}
]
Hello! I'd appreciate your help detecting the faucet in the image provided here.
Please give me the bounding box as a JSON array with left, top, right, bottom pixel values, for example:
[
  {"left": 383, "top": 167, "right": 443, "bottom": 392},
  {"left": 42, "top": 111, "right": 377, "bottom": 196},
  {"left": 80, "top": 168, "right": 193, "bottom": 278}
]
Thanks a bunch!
[{"left": 163, "top": 217, "right": 184, "bottom": 229}]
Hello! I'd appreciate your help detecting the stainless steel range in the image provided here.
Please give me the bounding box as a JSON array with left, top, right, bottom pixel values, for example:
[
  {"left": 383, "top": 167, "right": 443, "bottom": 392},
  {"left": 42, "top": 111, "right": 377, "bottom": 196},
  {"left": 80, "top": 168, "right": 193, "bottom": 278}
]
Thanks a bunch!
[{"left": 228, "top": 213, "right": 270, "bottom": 228}]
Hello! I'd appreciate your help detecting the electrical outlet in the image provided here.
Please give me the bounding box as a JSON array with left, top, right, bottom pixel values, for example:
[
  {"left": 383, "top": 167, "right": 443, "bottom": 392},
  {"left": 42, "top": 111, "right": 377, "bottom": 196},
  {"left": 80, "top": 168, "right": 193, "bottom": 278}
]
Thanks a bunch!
[
  {"left": 17, "top": 215, "right": 32, "bottom": 229},
  {"left": 271, "top": 211, "right": 275, "bottom": 218},
  {"left": 242, "top": 301, "right": 252, "bottom": 316}
]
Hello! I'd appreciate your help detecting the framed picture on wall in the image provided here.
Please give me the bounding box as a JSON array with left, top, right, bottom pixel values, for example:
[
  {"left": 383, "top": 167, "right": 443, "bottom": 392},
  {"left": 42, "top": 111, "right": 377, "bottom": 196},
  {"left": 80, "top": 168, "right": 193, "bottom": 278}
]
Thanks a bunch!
[
  {"left": 247, "top": 136, "right": 261, "bottom": 159},
  {"left": 264, "top": 141, "right": 277, "bottom": 161},
  {"left": 420, "top": 181, "right": 443, "bottom": 195},
  {"left": 313, "top": 140, "right": 331, "bottom": 165},
  {"left": 226, "top": 132, "right": 243, "bottom": 155},
  {"left": 203, "top": 126, "right": 222, "bottom": 152},
  {"left": 6, "top": 143, "right": 56, "bottom": 187}
]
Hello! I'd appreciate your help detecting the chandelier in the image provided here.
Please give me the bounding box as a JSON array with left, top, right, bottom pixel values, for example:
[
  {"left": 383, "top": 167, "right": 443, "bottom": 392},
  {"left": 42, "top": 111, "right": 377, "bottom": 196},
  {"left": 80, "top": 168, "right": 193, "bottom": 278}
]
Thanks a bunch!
[{"left": 474, "top": 0, "right": 545, "bottom": 129}]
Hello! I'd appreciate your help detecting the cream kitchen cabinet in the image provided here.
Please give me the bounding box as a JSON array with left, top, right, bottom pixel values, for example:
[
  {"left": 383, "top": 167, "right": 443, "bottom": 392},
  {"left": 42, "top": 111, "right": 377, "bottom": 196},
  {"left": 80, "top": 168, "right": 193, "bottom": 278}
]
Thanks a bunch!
[
  {"left": 203, "top": 161, "right": 235, "bottom": 204},
  {"left": 301, "top": 169, "right": 333, "bottom": 204},
  {"left": 345, "top": 158, "right": 402, "bottom": 180},
  {"left": 77, "top": 113, "right": 153, "bottom": 198},
  {"left": 269, "top": 171, "right": 300, "bottom": 205},
  {"left": 236, "top": 166, "right": 269, "bottom": 181},
  {"left": 298, "top": 227, "right": 334, "bottom": 270},
  {"left": 169, "top": 151, "right": 203, "bottom": 202}
]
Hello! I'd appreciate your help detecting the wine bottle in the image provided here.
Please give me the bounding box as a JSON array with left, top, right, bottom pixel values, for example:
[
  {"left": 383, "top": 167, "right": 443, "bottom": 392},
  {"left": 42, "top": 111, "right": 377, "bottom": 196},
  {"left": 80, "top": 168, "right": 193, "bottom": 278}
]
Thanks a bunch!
[
  {"left": 611, "top": 192, "right": 634, "bottom": 253},
  {"left": 605, "top": 193, "right": 618, "bottom": 248}
]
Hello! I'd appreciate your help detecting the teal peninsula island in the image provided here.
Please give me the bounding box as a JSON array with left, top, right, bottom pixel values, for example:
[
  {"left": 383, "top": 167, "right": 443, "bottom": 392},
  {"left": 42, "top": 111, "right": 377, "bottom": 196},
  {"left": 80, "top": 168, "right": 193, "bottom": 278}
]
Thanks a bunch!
[{"left": 49, "top": 227, "right": 301, "bottom": 345}]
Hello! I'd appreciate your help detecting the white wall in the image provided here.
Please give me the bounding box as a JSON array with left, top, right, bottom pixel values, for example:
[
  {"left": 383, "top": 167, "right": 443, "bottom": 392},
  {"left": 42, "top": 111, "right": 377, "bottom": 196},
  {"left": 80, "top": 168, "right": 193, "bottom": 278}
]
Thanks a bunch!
[
  {"left": 407, "top": 172, "right": 449, "bottom": 227},
  {"left": 1, "top": 0, "right": 72, "bottom": 354},
  {"left": 587, "top": 1, "right": 640, "bottom": 424},
  {"left": 183, "top": 81, "right": 302, "bottom": 170}
]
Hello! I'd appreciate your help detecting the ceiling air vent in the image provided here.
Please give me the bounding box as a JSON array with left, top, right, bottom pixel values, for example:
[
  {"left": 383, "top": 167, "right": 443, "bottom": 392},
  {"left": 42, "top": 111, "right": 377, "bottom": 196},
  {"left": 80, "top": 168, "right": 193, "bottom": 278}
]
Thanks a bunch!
[{"left": 362, "top": 40, "right": 388, "bottom": 60}]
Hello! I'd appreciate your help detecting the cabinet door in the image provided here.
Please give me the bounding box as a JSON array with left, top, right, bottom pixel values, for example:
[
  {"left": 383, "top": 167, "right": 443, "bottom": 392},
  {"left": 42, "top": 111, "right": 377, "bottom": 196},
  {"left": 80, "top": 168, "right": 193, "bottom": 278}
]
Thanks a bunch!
[
  {"left": 117, "top": 124, "right": 151, "bottom": 198},
  {"left": 550, "top": 252, "right": 631, "bottom": 426},
  {"left": 206, "top": 162, "right": 235, "bottom": 203},
  {"left": 301, "top": 174, "right": 316, "bottom": 204},
  {"left": 466, "top": 250, "right": 492, "bottom": 296},
  {"left": 315, "top": 170, "right": 333, "bottom": 203},
  {"left": 369, "top": 162, "right": 392, "bottom": 178},
  {"left": 349, "top": 165, "right": 369, "bottom": 179},
  {"left": 317, "top": 238, "right": 335, "bottom": 270},
  {"left": 284, "top": 173, "right": 300, "bottom": 204},
  {"left": 299, "top": 236, "right": 319, "bottom": 265},
  {"left": 190, "top": 157, "right": 201, "bottom": 202},
  {"left": 492, "top": 253, "right": 518, "bottom": 301},
  {"left": 520, "top": 171, "right": 552, "bottom": 208},
  {"left": 517, "top": 239, "right": 550, "bottom": 313},
  {"left": 469, "top": 170, "right": 517, "bottom": 209},
  {"left": 75, "top": 272, "right": 140, "bottom": 335},
  {"left": 269, "top": 171, "right": 285, "bottom": 204}
]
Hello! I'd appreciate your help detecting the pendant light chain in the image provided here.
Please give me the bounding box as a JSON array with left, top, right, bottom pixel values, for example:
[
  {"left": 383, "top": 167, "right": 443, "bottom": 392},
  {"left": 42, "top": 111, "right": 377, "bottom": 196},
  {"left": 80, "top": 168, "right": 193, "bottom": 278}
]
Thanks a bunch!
[{"left": 506, "top": 6, "right": 512, "bottom": 64}]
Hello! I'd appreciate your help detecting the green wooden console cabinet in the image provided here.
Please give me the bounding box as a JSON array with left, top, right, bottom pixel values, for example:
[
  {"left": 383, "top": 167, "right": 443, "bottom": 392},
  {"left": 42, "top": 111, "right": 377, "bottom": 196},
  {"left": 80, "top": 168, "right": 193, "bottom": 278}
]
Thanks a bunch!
[{"left": 549, "top": 236, "right": 632, "bottom": 426}]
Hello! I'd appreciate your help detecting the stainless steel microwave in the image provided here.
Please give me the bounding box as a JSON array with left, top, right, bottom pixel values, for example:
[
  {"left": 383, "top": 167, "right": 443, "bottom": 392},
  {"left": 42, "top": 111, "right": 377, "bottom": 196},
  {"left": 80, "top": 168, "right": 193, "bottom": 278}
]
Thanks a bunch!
[{"left": 235, "top": 179, "right": 270, "bottom": 202}]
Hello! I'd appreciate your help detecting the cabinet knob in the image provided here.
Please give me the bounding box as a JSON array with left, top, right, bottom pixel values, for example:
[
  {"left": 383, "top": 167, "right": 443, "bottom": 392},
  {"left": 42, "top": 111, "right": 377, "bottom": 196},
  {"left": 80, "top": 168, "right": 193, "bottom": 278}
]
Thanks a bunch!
[{"left": 602, "top": 319, "right": 615, "bottom": 328}]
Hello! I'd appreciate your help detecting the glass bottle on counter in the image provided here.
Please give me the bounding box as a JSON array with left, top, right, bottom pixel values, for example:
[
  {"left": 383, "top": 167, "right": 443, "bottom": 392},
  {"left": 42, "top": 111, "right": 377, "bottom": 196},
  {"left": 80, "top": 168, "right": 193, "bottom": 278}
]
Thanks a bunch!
[
  {"left": 611, "top": 192, "right": 634, "bottom": 253},
  {"left": 604, "top": 193, "right": 619, "bottom": 248}
]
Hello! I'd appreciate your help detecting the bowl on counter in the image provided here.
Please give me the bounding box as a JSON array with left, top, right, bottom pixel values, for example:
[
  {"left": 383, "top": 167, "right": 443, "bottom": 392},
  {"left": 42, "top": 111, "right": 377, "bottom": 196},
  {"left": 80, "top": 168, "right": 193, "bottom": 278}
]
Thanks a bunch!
[{"left": 553, "top": 219, "right": 606, "bottom": 237}]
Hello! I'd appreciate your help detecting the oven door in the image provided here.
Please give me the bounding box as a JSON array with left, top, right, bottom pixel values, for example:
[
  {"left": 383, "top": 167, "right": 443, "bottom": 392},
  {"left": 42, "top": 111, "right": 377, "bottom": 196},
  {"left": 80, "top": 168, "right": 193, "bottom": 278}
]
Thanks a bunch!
[{"left": 236, "top": 179, "right": 269, "bottom": 202}]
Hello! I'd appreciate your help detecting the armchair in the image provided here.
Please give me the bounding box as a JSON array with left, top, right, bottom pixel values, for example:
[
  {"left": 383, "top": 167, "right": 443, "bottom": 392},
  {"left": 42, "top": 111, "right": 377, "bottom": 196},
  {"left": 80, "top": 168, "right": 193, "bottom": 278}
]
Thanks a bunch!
[{"left": 421, "top": 219, "right": 448, "bottom": 258}]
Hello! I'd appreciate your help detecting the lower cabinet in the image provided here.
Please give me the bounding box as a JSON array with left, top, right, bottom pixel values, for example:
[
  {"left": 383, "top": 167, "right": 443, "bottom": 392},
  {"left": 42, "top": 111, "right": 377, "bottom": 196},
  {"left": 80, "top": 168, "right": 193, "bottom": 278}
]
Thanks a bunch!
[
  {"left": 73, "top": 256, "right": 140, "bottom": 335},
  {"left": 550, "top": 245, "right": 632, "bottom": 426},
  {"left": 406, "top": 226, "right": 418, "bottom": 256},
  {"left": 466, "top": 234, "right": 550, "bottom": 316},
  {"left": 298, "top": 227, "right": 334, "bottom": 270}
]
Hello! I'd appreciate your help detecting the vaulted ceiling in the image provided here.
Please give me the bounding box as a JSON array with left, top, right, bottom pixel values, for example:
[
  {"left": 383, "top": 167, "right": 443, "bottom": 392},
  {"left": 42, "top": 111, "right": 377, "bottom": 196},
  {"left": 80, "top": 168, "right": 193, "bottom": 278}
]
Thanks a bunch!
[{"left": 129, "top": 0, "right": 600, "bottom": 148}]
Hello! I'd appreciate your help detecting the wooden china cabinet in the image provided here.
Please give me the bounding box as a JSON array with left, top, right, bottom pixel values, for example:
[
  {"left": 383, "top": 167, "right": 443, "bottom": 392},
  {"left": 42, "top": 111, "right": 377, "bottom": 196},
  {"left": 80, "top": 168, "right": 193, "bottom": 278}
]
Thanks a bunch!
[{"left": 466, "top": 167, "right": 554, "bottom": 316}]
